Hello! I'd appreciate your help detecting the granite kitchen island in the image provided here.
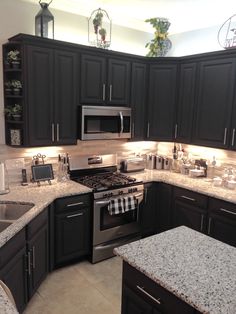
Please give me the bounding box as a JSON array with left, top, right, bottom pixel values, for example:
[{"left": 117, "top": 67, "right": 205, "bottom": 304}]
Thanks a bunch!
[{"left": 114, "top": 226, "right": 236, "bottom": 314}]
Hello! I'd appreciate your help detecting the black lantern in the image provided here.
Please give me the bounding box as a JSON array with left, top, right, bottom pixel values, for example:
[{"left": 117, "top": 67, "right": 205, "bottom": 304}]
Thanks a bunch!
[{"left": 35, "top": 0, "right": 54, "bottom": 39}]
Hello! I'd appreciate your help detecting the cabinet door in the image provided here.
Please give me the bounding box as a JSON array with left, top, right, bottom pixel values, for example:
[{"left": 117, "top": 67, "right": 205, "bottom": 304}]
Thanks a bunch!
[
  {"left": 141, "top": 183, "right": 158, "bottom": 237},
  {"left": 80, "top": 54, "right": 106, "bottom": 103},
  {"left": 192, "top": 57, "right": 236, "bottom": 148},
  {"left": 27, "top": 223, "right": 48, "bottom": 298},
  {"left": 173, "top": 199, "right": 206, "bottom": 232},
  {"left": 147, "top": 63, "right": 177, "bottom": 140},
  {"left": 0, "top": 247, "right": 28, "bottom": 313},
  {"left": 130, "top": 62, "right": 147, "bottom": 140},
  {"left": 54, "top": 50, "right": 78, "bottom": 144},
  {"left": 107, "top": 58, "right": 131, "bottom": 105},
  {"left": 27, "top": 45, "right": 54, "bottom": 146},
  {"left": 175, "top": 62, "right": 196, "bottom": 143},
  {"left": 55, "top": 208, "right": 90, "bottom": 265},
  {"left": 208, "top": 198, "right": 236, "bottom": 247},
  {"left": 122, "top": 284, "right": 153, "bottom": 314},
  {"left": 157, "top": 183, "right": 173, "bottom": 232}
]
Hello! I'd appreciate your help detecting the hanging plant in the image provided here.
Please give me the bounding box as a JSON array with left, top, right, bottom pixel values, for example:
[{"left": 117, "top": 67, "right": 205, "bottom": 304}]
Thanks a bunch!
[
  {"left": 145, "top": 17, "right": 172, "bottom": 57},
  {"left": 99, "top": 28, "right": 107, "bottom": 42},
  {"left": 93, "top": 11, "right": 103, "bottom": 34}
]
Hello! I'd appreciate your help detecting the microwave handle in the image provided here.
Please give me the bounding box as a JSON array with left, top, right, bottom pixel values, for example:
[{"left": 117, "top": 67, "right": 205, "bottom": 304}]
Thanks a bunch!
[{"left": 119, "top": 111, "right": 124, "bottom": 134}]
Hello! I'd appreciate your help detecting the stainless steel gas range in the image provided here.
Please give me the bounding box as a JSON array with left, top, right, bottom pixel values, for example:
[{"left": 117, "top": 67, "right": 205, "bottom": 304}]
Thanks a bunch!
[{"left": 69, "top": 154, "right": 144, "bottom": 263}]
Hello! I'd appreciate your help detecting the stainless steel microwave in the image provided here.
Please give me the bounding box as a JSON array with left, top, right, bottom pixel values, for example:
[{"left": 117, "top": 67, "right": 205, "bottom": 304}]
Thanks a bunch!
[{"left": 79, "top": 105, "right": 131, "bottom": 140}]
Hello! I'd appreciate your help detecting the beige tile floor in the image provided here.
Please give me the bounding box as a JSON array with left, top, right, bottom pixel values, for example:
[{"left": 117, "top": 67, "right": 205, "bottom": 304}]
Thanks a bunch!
[{"left": 24, "top": 257, "right": 122, "bottom": 314}]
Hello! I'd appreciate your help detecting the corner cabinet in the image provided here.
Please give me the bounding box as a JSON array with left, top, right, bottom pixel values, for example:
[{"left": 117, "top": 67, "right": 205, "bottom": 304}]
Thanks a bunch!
[
  {"left": 3, "top": 34, "right": 78, "bottom": 147},
  {"left": 80, "top": 53, "right": 131, "bottom": 105},
  {"left": 147, "top": 62, "right": 178, "bottom": 141}
]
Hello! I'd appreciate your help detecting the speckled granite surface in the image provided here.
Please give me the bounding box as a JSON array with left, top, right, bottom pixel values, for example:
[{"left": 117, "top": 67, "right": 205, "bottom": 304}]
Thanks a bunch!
[
  {"left": 114, "top": 226, "right": 236, "bottom": 314},
  {"left": 0, "top": 285, "right": 18, "bottom": 314},
  {"left": 132, "top": 169, "right": 236, "bottom": 204},
  {"left": 0, "top": 169, "right": 236, "bottom": 313}
]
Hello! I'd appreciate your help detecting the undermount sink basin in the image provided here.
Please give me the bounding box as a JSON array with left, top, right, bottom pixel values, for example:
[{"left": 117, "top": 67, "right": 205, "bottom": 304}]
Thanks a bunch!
[
  {"left": 0, "top": 202, "right": 34, "bottom": 221},
  {"left": 0, "top": 221, "right": 13, "bottom": 232}
]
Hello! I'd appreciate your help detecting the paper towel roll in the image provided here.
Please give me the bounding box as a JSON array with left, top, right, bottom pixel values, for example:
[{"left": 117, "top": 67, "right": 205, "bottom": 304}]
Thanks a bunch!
[{"left": 0, "top": 162, "right": 5, "bottom": 192}]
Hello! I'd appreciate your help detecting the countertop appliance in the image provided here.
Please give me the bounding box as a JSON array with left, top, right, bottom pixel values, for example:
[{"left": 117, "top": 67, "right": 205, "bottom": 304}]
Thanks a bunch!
[
  {"left": 69, "top": 154, "right": 144, "bottom": 263},
  {"left": 120, "top": 157, "right": 145, "bottom": 173},
  {"left": 79, "top": 105, "right": 131, "bottom": 140}
]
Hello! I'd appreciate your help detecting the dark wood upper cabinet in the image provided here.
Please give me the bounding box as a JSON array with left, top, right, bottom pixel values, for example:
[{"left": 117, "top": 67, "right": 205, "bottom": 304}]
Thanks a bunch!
[
  {"left": 27, "top": 46, "right": 78, "bottom": 146},
  {"left": 80, "top": 53, "right": 131, "bottom": 105},
  {"left": 147, "top": 63, "right": 177, "bottom": 141},
  {"left": 175, "top": 62, "right": 196, "bottom": 143},
  {"left": 192, "top": 57, "right": 236, "bottom": 148},
  {"left": 130, "top": 62, "right": 147, "bottom": 140}
]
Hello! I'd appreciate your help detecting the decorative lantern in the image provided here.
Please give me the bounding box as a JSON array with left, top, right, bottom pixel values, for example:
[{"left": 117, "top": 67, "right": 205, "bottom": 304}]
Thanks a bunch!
[
  {"left": 88, "top": 8, "right": 111, "bottom": 49},
  {"left": 218, "top": 14, "right": 236, "bottom": 49},
  {"left": 35, "top": 0, "right": 54, "bottom": 39}
]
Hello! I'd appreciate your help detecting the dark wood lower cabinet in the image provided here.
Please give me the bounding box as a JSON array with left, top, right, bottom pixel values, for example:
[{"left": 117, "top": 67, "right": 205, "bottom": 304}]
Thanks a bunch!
[
  {"left": 122, "top": 262, "right": 198, "bottom": 314},
  {"left": 0, "top": 229, "right": 27, "bottom": 313},
  {"left": 207, "top": 198, "right": 236, "bottom": 247},
  {"left": 53, "top": 194, "right": 92, "bottom": 267}
]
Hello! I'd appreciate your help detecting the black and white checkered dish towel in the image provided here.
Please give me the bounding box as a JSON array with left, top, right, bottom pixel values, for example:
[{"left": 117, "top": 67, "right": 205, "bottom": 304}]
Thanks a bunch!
[{"left": 108, "top": 195, "right": 137, "bottom": 215}]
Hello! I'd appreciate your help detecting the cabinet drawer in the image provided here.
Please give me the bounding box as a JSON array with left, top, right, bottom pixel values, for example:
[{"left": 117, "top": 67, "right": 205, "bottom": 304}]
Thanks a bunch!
[
  {"left": 173, "top": 187, "right": 208, "bottom": 209},
  {"left": 0, "top": 228, "right": 25, "bottom": 268},
  {"left": 27, "top": 208, "right": 48, "bottom": 239},
  {"left": 55, "top": 193, "right": 91, "bottom": 213},
  {"left": 123, "top": 262, "right": 197, "bottom": 314},
  {"left": 208, "top": 198, "right": 236, "bottom": 218}
]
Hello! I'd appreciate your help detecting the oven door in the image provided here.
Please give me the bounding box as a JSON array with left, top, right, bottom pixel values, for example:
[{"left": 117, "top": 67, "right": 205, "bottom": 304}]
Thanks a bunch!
[{"left": 93, "top": 191, "right": 143, "bottom": 245}]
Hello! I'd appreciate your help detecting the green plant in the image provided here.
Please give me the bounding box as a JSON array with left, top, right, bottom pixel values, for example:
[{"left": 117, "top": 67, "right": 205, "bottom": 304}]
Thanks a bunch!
[
  {"left": 11, "top": 80, "right": 22, "bottom": 89},
  {"left": 7, "top": 50, "right": 20, "bottom": 62},
  {"left": 99, "top": 28, "right": 106, "bottom": 41},
  {"left": 4, "top": 104, "right": 22, "bottom": 118},
  {"left": 145, "top": 17, "right": 171, "bottom": 57},
  {"left": 4, "top": 81, "right": 12, "bottom": 89},
  {"left": 93, "top": 11, "right": 103, "bottom": 34}
]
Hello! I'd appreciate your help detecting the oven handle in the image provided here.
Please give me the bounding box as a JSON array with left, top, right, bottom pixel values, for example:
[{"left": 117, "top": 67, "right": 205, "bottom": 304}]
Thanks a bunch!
[{"left": 95, "top": 193, "right": 143, "bottom": 206}]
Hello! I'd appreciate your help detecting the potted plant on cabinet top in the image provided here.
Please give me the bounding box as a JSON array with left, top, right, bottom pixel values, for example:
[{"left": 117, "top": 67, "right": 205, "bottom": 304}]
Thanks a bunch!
[
  {"left": 7, "top": 50, "right": 20, "bottom": 68},
  {"left": 4, "top": 81, "right": 12, "bottom": 95},
  {"left": 4, "top": 104, "right": 22, "bottom": 121},
  {"left": 11, "top": 80, "right": 22, "bottom": 95}
]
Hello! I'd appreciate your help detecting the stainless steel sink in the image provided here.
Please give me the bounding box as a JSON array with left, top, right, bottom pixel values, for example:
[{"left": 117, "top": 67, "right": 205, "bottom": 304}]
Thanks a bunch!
[
  {"left": 0, "top": 221, "right": 12, "bottom": 232},
  {"left": 0, "top": 202, "right": 34, "bottom": 221}
]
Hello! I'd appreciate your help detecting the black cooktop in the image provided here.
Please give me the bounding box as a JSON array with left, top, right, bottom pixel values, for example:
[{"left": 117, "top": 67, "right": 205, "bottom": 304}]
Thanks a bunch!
[{"left": 72, "top": 172, "right": 137, "bottom": 192}]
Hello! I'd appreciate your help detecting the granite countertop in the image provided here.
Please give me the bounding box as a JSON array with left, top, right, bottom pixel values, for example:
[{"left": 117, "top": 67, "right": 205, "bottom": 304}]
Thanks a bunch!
[
  {"left": 114, "top": 226, "right": 236, "bottom": 314},
  {"left": 0, "top": 169, "right": 236, "bottom": 313}
]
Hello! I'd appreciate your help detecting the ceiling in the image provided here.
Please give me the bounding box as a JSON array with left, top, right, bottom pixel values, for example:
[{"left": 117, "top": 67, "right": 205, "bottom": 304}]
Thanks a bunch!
[{"left": 23, "top": 0, "right": 236, "bottom": 34}]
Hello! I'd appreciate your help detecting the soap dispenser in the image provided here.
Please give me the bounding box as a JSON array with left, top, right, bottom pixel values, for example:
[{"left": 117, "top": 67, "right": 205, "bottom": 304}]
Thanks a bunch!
[{"left": 0, "top": 162, "right": 10, "bottom": 195}]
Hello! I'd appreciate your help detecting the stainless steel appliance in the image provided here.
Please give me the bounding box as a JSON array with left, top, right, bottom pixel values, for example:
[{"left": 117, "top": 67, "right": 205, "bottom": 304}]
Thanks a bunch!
[
  {"left": 156, "top": 156, "right": 163, "bottom": 170},
  {"left": 69, "top": 154, "right": 144, "bottom": 263},
  {"left": 79, "top": 105, "right": 131, "bottom": 140},
  {"left": 120, "top": 157, "right": 145, "bottom": 173},
  {"left": 146, "top": 154, "right": 156, "bottom": 170}
]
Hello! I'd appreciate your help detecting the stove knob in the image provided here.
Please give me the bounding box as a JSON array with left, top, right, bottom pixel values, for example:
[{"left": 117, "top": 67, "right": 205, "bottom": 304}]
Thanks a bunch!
[
  {"left": 118, "top": 190, "right": 124, "bottom": 195},
  {"left": 103, "top": 193, "right": 108, "bottom": 198}
]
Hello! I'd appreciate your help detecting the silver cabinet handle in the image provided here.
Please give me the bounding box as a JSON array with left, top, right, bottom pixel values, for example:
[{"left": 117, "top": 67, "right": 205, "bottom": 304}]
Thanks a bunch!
[
  {"left": 132, "top": 122, "right": 135, "bottom": 137},
  {"left": 66, "top": 202, "right": 84, "bottom": 207},
  {"left": 219, "top": 207, "right": 236, "bottom": 216},
  {"left": 200, "top": 214, "right": 204, "bottom": 232},
  {"left": 144, "top": 188, "right": 148, "bottom": 203},
  {"left": 52, "top": 123, "right": 55, "bottom": 142},
  {"left": 231, "top": 128, "right": 235, "bottom": 147},
  {"left": 102, "top": 83, "right": 106, "bottom": 101},
  {"left": 223, "top": 128, "right": 227, "bottom": 145},
  {"left": 66, "top": 212, "right": 83, "bottom": 219},
  {"left": 56, "top": 123, "right": 59, "bottom": 142},
  {"left": 27, "top": 251, "right": 31, "bottom": 276},
  {"left": 136, "top": 285, "right": 161, "bottom": 305},
  {"left": 175, "top": 124, "right": 178, "bottom": 139},
  {"left": 180, "top": 195, "right": 195, "bottom": 202},
  {"left": 96, "top": 200, "right": 110, "bottom": 205},
  {"left": 147, "top": 122, "right": 150, "bottom": 138},
  {"left": 32, "top": 246, "right": 36, "bottom": 269},
  {"left": 207, "top": 217, "right": 212, "bottom": 235},
  {"left": 119, "top": 111, "right": 124, "bottom": 134},
  {"left": 109, "top": 84, "right": 112, "bottom": 101}
]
